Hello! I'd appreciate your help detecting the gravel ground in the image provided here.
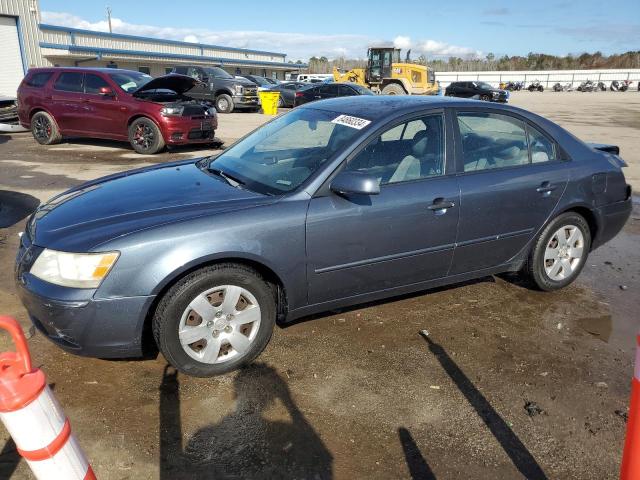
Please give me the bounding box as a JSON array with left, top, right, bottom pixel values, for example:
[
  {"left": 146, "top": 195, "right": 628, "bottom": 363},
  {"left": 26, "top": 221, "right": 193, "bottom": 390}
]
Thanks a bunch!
[{"left": 0, "top": 91, "right": 638, "bottom": 479}]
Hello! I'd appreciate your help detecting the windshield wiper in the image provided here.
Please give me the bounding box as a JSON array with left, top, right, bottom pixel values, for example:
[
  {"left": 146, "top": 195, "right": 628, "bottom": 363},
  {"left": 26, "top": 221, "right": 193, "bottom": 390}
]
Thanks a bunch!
[{"left": 209, "top": 167, "right": 245, "bottom": 188}]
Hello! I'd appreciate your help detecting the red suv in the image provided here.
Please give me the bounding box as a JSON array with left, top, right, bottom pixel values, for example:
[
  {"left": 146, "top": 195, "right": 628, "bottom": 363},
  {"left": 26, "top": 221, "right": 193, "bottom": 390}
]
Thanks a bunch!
[{"left": 17, "top": 67, "right": 218, "bottom": 154}]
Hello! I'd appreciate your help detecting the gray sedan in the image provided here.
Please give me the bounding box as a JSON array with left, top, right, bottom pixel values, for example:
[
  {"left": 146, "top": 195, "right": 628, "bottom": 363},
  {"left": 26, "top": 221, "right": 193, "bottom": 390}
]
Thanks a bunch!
[{"left": 15, "top": 96, "right": 632, "bottom": 376}]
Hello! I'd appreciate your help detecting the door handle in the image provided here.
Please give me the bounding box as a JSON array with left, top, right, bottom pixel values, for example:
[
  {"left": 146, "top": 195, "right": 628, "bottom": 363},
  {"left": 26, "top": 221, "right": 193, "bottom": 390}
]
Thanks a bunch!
[
  {"left": 536, "top": 181, "right": 557, "bottom": 194},
  {"left": 427, "top": 199, "right": 456, "bottom": 211}
]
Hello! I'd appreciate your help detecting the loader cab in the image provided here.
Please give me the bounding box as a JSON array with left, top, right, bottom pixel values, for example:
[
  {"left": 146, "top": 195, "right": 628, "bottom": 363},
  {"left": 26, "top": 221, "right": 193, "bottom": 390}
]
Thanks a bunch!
[{"left": 367, "top": 47, "right": 400, "bottom": 84}]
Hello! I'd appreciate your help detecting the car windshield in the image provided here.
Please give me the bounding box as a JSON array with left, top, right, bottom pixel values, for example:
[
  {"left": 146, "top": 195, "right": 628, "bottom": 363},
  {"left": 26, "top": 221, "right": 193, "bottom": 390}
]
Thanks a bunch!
[
  {"left": 109, "top": 72, "right": 153, "bottom": 92},
  {"left": 250, "top": 76, "right": 271, "bottom": 86},
  {"left": 203, "top": 67, "right": 234, "bottom": 79},
  {"left": 476, "top": 82, "right": 494, "bottom": 90},
  {"left": 205, "top": 107, "right": 368, "bottom": 195}
]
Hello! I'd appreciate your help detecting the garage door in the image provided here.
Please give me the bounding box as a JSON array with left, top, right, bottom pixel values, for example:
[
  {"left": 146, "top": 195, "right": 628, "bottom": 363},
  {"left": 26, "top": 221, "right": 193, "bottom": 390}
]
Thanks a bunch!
[{"left": 0, "top": 16, "right": 25, "bottom": 96}]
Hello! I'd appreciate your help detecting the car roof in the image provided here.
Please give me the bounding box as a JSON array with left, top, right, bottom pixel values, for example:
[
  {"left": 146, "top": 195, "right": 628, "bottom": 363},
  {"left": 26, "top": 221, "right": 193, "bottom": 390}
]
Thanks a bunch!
[
  {"left": 299, "top": 95, "right": 530, "bottom": 121},
  {"left": 26, "top": 67, "right": 145, "bottom": 75}
]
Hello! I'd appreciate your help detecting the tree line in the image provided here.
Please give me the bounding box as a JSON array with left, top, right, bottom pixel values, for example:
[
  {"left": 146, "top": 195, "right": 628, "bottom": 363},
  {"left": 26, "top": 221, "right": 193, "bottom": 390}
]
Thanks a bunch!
[{"left": 298, "top": 51, "right": 640, "bottom": 73}]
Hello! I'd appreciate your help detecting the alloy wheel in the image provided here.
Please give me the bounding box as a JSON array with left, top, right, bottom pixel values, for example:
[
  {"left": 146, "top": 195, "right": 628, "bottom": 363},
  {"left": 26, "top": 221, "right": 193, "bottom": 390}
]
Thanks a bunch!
[
  {"left": 33, "top": 116, "right": 51, "bottom": 141},
  {"left": 178, "top": 285, "right": 261, "bottom": 364},
  {"left": 544, "top": 225, "right": 585, "bottom": 281},
  {"left": 133, "top": 123, "right": 154, "bottom": 150}
]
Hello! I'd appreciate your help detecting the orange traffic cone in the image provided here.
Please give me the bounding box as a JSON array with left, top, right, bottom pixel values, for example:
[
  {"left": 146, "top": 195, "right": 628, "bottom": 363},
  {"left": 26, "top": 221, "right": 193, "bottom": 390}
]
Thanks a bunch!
[
  {"left": 0, "top": 316, "right": 96, "bottom": 479},
  {"left": 621, "top": 333, "right": 640, "bottom": 480}
]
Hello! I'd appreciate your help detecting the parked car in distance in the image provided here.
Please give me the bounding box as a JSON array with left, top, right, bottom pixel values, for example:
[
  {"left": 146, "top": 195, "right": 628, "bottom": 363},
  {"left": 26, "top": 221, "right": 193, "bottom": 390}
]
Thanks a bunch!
[
  {"left": 17, "top": 68, "right": 218, "bottom": 154},
  {"left": 294, "top": 82, "right": 374, "bottom": 106},
  {"left": 171, "top": 65, "right": 259, "bottom": 113},
  {"left": 239, "top": 74, "right": 279, "bottom": 89},
  {"left": 0, "top": 95, "right": 26, "bottom": 132},
  {"left": 15, "top": 96, "right": 631, "bottom": 377},
  {"left": 265, "top": 82, "right": 306, "bottom": 107},
  {"left": 296, "top": 73, "right": 334, "bottom": 83},
  {"left": 445, "top": 81, "right": 509, "bottom": 102}
]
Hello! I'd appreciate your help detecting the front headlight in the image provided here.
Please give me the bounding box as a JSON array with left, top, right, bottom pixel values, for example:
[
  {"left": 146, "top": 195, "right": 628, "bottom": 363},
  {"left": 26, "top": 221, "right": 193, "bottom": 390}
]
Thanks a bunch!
[
  {"left": 160, "top": 106, "right": 184, "bottom": 116},
  {"left": 30, "top": 249, "right": 119, "bottom": 288},
  {"left": 234, "top": 85, "right": 244, "bottom": 95}
]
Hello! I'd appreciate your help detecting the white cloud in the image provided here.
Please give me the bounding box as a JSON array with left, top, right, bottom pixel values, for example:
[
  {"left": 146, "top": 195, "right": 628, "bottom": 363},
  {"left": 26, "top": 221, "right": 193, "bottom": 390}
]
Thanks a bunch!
[{"left": 41, "top": 11, "right": 480, "bottom": 60}]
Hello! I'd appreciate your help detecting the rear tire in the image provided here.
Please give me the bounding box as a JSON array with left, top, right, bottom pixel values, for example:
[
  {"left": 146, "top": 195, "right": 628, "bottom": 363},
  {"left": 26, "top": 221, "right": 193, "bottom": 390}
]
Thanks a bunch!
[
  {"left": 522, "top": 212, "right": 591, "bottom": 291},
  {"left": 152, "top": 263, "right": 276, "bottom": 377},
  {"left": 215, "top": 94, "right": 234, "bottom": 113},
  {"left": 128, "top": 117, "right": 165, "bottom": 154},
  {"left": 381, "top": 83, "right": 406, "bottom": 95},
  {"left": 31, "top": 111, "right": 62, "bottom": 145}
]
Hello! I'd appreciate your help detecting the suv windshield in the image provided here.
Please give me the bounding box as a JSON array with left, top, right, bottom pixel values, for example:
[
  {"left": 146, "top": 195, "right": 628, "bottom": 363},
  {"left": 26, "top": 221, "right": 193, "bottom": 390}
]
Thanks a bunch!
[
  {"left": 109, "top": 72, "right": 153, "bottom": 92},
  {"left": 204, "top": 108, "right": 367, "bottom": 195},
  {"left": 476, "top": 82, "right": 494, "bottom": 90},
  {"left": 203, "top": 67, "right": 234, "bottom": 79}
]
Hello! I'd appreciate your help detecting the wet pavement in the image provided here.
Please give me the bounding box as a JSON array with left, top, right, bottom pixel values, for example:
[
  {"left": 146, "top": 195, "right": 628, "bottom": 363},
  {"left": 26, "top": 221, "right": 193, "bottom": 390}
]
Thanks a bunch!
[{"left": 0, "top": 92, "right": 639, "bottom": 479}]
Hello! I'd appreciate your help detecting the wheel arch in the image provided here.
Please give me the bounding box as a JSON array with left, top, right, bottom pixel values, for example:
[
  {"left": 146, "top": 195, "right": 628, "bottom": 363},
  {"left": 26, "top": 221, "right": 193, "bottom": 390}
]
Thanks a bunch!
[
  {"left": 214, "top": 89, "right": 234, "bottom": 98},
  {"left": 140, "top": 254, "right": 290, "bottom": 352},
  {"left": 381, "top": 79, "right": 408, "bottom": 94}
]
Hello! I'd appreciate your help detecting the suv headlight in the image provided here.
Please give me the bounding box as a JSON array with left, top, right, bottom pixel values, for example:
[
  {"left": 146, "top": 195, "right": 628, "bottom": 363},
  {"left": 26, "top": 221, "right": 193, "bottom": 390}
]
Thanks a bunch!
[
  {"left": 160, "top": 106, "right": 184, "bottom": 116},
  {"left": 234, "top": 85, "right": 244, "bottom": 95},
  {"left": 30, "top": 249, "right": 119, "bottom": 288}
]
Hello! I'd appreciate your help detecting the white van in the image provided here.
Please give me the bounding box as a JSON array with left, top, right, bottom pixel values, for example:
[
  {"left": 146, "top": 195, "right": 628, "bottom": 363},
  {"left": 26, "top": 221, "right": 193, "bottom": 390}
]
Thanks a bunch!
[{"left": 296, "top": 74, "right": 334, "bottom": 83}]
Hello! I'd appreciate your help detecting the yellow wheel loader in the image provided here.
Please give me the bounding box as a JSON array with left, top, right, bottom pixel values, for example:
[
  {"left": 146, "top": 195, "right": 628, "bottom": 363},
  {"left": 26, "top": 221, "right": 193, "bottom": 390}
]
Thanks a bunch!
[{"left": 332, "top": 47, "right": 438, "bottom": 95}]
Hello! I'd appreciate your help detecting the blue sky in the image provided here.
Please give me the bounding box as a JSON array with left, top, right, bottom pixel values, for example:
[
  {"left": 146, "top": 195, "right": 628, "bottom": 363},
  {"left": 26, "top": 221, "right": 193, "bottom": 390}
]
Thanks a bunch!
[{"left": 39, "top": 0, "right": 640, "bottom": 60}]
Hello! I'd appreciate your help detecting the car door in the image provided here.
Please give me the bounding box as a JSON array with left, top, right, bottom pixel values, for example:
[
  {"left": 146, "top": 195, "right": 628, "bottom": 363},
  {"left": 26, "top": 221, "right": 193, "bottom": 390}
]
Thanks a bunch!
[
  {"left": 449, "top": 109, "right": 569, "bottom": 274},
  {"left": 306, "top": 111, "right": 460, "bottom": 304},
  {"left": 81, "top": 73, "right": 128, "bottom": 137},
  {"left": 50, "top": 72, "right": 86, "bottom": 132}
]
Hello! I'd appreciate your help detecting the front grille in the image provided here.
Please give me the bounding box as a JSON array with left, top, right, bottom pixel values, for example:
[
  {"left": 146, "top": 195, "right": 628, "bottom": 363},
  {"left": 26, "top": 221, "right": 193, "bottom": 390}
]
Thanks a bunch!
[
  {"left": 244, "top": 87, "right": 258, "bottom": 96},
  {"left": 182, "top": 104, "right": 208, "bottom": 116},
  {"left": 188, "top": 129, "right": 215, "bottom": 140}
]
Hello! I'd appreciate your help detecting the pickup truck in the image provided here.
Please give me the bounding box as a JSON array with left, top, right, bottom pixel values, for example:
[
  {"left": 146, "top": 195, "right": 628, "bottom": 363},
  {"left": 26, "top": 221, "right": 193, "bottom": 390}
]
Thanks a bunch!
[{"left": 171, "top": 66, "right": 259, "bottom": 113}]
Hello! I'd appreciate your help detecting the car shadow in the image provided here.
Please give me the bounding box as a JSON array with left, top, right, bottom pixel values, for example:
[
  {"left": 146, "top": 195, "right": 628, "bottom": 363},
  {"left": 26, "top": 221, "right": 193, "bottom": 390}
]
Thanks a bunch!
[
  {"left": 0, "top": 190, "right": 40, "bottom": 228},
  {"left": 58, "top": 137, "right": 224, "bottom": 154},
  {"left": 281, "top": 276, "right": 497, "bottom": 328},
  {"left": 0, "top": 134, "right": 9, "bottom": 145},
  {"left": 159, "top": 363, "right": 333, "bottom": 479},
  {"left": 419, "top": 332, "right": 548, "bottom": 480}
]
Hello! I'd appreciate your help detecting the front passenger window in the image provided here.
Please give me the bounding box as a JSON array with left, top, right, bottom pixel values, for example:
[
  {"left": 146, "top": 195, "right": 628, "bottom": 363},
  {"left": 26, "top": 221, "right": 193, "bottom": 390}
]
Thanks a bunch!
[{"left": 344, "top": 114, "right": 445, "bottom": 185}]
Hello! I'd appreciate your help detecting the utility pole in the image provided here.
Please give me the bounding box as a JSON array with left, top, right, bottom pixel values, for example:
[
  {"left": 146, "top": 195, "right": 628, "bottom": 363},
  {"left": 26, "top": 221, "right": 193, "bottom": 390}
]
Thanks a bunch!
[{"left": 106, "top": 6, "right": 112, "bottom": 33}]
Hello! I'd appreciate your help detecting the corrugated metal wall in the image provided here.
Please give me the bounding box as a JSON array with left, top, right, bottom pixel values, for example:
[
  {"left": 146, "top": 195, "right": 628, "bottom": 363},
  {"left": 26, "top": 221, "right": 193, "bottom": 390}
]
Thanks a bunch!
[{"left": 0, "top": 0, "right": 46, "bottom": 67}]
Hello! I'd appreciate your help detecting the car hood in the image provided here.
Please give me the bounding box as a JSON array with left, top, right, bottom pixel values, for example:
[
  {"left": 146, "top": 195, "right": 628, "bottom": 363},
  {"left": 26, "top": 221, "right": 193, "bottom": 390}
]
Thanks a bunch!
[
  {"left": 28, "top": 160, "right": 273, "bottom": 251},
  {"left": 134, "top": 74, "right": 198, "bottom": 95}
]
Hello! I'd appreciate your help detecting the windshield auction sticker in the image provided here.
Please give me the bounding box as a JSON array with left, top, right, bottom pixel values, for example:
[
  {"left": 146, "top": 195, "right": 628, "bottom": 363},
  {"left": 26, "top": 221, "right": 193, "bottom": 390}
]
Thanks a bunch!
[{"left": 331, "top": 115, "right": 371, "bottom": 130}]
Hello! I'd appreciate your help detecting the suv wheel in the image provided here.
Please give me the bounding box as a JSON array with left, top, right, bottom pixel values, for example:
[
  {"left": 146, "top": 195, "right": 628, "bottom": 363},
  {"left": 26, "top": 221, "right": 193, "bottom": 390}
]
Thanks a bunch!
[
  {"left": 523, "top": 212, "right": 591, "bottom": 291},
  {"left": 215, "top": 94, "right": 234, "bottom": 114},
  {"left": 128, "top": 117, "right": 165, "bottom": 154},
  {"left": 153, "top": 263, "right": 276, "bottom": 377},
  {"left": 31, "top": 111, "right": 62, "bottom": 145}
]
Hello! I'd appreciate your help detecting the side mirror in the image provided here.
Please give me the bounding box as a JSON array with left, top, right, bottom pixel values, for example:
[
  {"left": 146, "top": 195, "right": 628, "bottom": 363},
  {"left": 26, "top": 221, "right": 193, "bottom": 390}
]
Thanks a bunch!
[
  {"left": 330, "top": 171, "right": 380, "bottom": 196},
  {"left": 99, "top": 86, "right": 115, "bottom": 97}
]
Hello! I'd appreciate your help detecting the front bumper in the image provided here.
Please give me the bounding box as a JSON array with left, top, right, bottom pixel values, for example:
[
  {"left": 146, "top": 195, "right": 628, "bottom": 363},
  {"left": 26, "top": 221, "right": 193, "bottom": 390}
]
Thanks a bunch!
[
  {"left": 161, "top": 116, "right": 218, "bottom": 145},
  {"left": 232, "top": 95, "right": 260, "bottom": 108},
  {"left": 15, "top": 238, "right": 155, "bottom": 358}
]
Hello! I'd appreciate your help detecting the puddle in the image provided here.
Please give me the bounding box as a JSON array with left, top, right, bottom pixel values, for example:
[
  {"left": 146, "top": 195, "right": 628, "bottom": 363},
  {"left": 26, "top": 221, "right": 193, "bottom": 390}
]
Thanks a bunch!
[{"left": 578, "top": 315, "right": 613, "bottom": 342}]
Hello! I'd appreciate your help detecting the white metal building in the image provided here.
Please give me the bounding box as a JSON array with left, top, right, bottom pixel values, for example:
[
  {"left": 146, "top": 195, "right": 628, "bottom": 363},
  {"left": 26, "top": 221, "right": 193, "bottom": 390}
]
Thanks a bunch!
[{"left": 0, "top": 0, "right": 306, "bottom": 96}]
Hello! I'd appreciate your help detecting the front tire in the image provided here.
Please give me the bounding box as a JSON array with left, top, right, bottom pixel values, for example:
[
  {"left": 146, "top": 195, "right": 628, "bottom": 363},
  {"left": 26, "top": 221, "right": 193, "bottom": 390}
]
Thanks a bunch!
[
  {"left": 523, "top": 213, "right": 591, "bottom": 291},
  {"left": 152, "top": 264, "right": 276, "bottom": 377},
  {"left": 31, "top": 111, "right": 62, "bottom": 145},
  {"left": 215, "top": 94, "right": 235, "bottom": 113},
  {"left": 381, "top": 83, "right": 406, "bottom": 95},
  {"left": 128, "top": 117, "right": 165, "bottom": 154}
]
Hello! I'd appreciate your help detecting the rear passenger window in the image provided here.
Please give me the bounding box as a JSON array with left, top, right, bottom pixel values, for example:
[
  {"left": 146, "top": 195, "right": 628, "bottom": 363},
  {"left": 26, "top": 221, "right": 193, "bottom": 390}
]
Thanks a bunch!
[
  {"left": 25, "top": 72, "right": 53, "bottom": 88},
  {"left": 527, "top": 125, "right": 556, "bottom": 163},
  {"left": 54, "top": 73, "right": 84, "bottom": 93},
  {"left": 457, "top": 112, "right": 529, "bottom": 172}
]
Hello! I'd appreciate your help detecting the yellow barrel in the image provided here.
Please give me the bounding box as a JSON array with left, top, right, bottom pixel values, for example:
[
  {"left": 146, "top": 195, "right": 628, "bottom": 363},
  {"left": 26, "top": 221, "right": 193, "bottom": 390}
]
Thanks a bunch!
[{"left": 258, "top": 91, "right": 280, "bottom": 115}]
